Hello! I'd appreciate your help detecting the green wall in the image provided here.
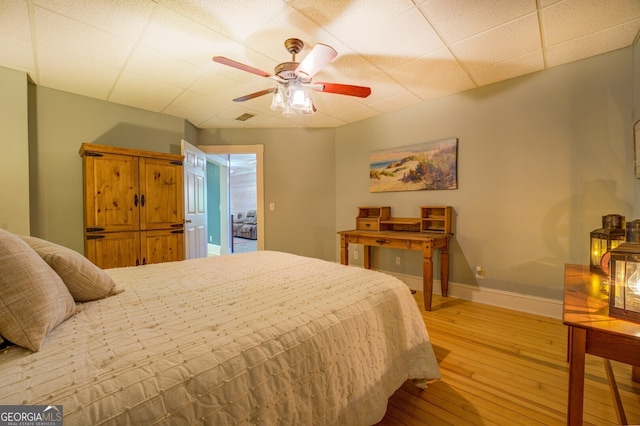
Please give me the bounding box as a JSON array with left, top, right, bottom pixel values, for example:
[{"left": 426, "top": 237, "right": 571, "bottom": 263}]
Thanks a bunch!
[
  {"left": 199, "top": 127, "right": 336, "bottom": 261},
  {"left": 2, "top": 42, "right": 638, "bottom": 303},
  {"left": 29, "top": 86, "right": 185, "bottom": 252},
  {"left": 0, "top": 66, "right": 29, "bottom": 234},
  {"left": 207, "top": 161, "right": 221, "bottom": 246},
  {"left": 335, "top": 47, "right": 636, "bottom": 300}
]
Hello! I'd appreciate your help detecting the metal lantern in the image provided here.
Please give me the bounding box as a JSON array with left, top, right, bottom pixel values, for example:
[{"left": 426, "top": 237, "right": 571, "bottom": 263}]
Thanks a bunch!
[
  {"left": 590, "top": 214, "right": 625, "bottom": 274},
  {"left": 609, "top": 220, "right": 640, "bottom": 323}
]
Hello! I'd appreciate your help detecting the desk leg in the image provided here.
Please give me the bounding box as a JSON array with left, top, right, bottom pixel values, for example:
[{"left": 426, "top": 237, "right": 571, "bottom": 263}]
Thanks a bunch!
[
  {"left": 340, "top": 235, "right": 348, "bottom": 266},
  {"left": 423, "top": 247, "right": 434, "bottom": 312},
  {"left": 363, "top": 245, "right": 371, "bottom": 269},
  {"left": 567, "top": 326, "right": 586, "bottom": 426},
  {"left": 441, "top": 243, "right": 449, "bottom": 297}
]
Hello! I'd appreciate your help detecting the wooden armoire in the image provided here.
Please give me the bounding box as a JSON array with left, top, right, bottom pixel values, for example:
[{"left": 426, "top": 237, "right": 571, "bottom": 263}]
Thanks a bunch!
[{"left": 80, "top": 143, "right": 185, "bottom": 269}]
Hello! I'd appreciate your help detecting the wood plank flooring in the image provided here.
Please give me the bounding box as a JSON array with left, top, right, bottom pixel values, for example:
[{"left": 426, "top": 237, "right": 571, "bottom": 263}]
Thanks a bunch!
[{"left": 376, "top": 293, "right": 640, "bottom": 425}]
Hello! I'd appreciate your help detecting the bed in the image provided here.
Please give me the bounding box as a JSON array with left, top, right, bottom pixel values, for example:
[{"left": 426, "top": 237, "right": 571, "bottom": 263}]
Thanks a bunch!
[{"left": 0, "top": 229, "right": 440, "bottom": 425}]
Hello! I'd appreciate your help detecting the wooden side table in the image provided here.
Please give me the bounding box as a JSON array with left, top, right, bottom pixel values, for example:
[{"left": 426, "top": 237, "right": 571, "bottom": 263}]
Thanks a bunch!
[
  {"left": 337, "top": 229, "right": 450, "bottom": 311},
  {"left": 563, "top": 264, "right": 640, "bottom": 425}
]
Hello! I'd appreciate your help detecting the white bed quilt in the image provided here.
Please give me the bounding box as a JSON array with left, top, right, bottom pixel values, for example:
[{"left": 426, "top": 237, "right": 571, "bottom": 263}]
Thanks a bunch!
[{"left": 0, "top": 251, "right": 440, "bottom": 425}]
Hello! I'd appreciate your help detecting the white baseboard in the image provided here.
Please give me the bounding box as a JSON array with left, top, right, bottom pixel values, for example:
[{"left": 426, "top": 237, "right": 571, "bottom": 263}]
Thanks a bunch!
[
  {"left": 208, "top": 244, "right": 221, "bottom": 257},
  {"left": 379, "top": 270, "right": 563, "bottom": 320}
]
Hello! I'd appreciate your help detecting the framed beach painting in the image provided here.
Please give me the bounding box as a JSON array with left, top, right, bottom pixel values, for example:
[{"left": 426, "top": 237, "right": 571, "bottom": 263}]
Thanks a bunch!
[{"left": 369, "top": 138, "right": 458, "bottom": 193}]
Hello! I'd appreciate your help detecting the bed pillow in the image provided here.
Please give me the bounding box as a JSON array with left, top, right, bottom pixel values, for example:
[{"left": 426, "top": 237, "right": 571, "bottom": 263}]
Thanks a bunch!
[
  {"left": 0, "top": 229, "right": 76, "bottom": 351},
  {"left": 20, "top": 235, "right": 123, "bottom": 302}
]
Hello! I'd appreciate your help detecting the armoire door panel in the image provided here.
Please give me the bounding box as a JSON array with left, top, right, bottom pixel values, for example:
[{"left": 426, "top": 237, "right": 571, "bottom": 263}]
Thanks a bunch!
[
  {"left": 142, "top": 229, "right": 184, "bottom": 264},
  {"left": 84, "top": 152, "right": 139, "bottom": 232},
  {"left": 85, "top": 232, "right": 141, "bottom": 269},
  {"left": 139, "top": 158, "right": 184, "bottom": 230}
]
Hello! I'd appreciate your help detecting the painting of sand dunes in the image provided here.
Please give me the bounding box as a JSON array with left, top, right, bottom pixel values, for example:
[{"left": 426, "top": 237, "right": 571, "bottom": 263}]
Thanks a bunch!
[{"left": 369, "top": 138, "right": 458, "bottom": 193}]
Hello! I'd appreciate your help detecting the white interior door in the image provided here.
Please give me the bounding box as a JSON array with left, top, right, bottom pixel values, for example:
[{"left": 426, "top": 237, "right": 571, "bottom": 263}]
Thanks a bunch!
[{"left": 181, "top": 140, "right": 207, "bottom": 259}]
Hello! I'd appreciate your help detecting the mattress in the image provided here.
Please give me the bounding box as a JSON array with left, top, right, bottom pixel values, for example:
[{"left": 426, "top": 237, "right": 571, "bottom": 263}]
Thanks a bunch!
[{"left": 0, "top": 251, "right": 440, "bottom": 425}]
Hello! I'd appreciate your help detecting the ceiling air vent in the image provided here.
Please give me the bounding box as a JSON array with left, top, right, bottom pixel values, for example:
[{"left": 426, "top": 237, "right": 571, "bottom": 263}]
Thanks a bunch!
[{"left": 235, "top": 113, "right": 255, "bottom": 122}]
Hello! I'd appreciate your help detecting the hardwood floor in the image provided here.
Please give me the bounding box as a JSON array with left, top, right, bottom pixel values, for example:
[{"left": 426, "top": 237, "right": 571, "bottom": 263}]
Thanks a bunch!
[{"left": 377, "top": 293, "right": 640, "bottom": 425}]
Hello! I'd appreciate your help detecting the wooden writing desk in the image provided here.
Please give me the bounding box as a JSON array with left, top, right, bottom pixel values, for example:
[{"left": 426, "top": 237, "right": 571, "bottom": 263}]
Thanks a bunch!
[
  {"left": 563, "top": 264, "right": 640, "bottom": 425},
  {"left": 337, "top": 229, "right": 450, "bottom": 311}
]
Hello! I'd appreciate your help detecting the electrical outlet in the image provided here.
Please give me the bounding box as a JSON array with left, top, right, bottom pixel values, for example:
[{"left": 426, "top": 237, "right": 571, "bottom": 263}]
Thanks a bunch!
[
  {"left": 353, "top": 251, "right": 359, "bottom": 260},
  {"left": 475, "top": 266, "right": 485, "bottom": 279},
  {"left": 396, "top": 256, "right": 401, "bottom": 265}
]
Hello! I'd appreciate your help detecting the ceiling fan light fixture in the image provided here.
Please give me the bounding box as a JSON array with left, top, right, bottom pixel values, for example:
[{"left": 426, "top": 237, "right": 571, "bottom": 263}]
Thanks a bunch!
[
  {"left": 270, "top": 85, "right": 285, "bottom": 110},
  {"left": 269, "top": 83, "right": 314, "bottom": 117},
  {"left": 289, "top": 86, "right": 308, "bottom": 109},
  {"left": 282, "top": 104, "right": 296, "bottom": 117}
]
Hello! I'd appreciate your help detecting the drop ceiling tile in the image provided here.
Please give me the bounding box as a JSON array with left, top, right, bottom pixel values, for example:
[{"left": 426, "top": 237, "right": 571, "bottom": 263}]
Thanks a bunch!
[
  {"left": 419, "top": 0, "right": 537, "bottom": 44},
  {"left": 33, "top": 0, "right": 155, "bottom": 40},
  {"left": 171, "top": 89, "right": 235, "bottom": 117},
  {"left": 368, "top": 91, "right": 423, "bottom": 114},
  {"left": 125, "top": 45, "right": 208, "bottom": 89},
  {"left": 216, "top": 104, "right": 272, "bottom": 122},
  {"left": 254, "top": 115, "right": 305, "bottom": 128},
  {"left": 355, "top": 73, "right": 411, "bottom": 106},
  {"left": 1, "top": 0, "right": 32, "bottom": 41},
  {"left": 109, "top": 72, "right": 183, "bottom": 112},
  {"left": 539, "top": 0, "right": 562, "bottom": 6},
  {"left": 317, "top": 48, "right": 380, "bottom": 83},
  {"left": 163, "top": 103, "right": 216, "bottom": 127},
  {"left": 189, "top": 72, "right": 247, "bottom": 96},
  {"left": 470, "top": 51, "right": 544, "bottom": 86},
  {"left": 306, "top": 114, "right": 348, "bottom": 128},
  {"left": 0, "top": 34, "right": 35, "bottom": 75},
  {"left": 311, "top": 91, "right": 368, "bottom": 117},
  {"left": 199, "top": 116, "right": 249, "bottom": 128},
  {"left": 37, "top": 46, "right": 120, "bottom": 99},
  {"left": 546, "top": 20, "right": 640, "bottom": 67},
  {"left": 34, "top": 6, "right": 134, "bottom": 68},
  {"left": 387, "top": 47, "right": 474, "bottom": 100},
  {"left": 542, "top": 0, "right": 640, "bottom": 46},
  {"left": 156, "top": 0, "right": 287, "bottom": 41},
  {"left": 242, "top": 7, "right": 340, "bottom": 64},
  {"left": 336, "top": 105, "right": 380, "bottom": 123},
  {"left": 287, "top": 0, "right": 414, "bottom": 44},
  {"left": 140, "top": 6, "right": 235, "bottom": 68},
  {"left": 209, "top": 49, "right": 280, "bottom": 85},
  {"left": 451, "top": 13, "right": 541, "bottom": 71},
  {"left": 347, "top": 7, "right": 444, "bottom": 70}
]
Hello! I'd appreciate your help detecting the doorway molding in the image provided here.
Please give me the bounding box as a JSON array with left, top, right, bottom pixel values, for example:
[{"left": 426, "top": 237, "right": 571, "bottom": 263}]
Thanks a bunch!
[{"left": 198, "top": 144, "right": 265, "bottom": 251}]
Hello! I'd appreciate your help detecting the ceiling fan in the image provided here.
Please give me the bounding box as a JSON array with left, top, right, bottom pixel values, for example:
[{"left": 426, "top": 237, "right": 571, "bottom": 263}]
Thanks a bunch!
[{"left": 212, "top": 38, "right": 371, "bottom": 117}]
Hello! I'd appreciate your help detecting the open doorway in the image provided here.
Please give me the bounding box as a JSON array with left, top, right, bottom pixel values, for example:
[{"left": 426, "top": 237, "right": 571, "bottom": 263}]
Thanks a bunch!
[
  {"left": 228, "top": 154, "right": 257, "bottom": 253},
  {"left": 200, "top": 145, "right": 264, "bottom": 255}
]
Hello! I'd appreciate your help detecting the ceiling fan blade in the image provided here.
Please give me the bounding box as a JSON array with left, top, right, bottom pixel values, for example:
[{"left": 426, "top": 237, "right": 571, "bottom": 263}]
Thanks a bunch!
[
  {"left": 233, "top": 88, "right": 276, "bottom": 102},
  {"left": 295, "top": 44, "right": 337, "bottom": 79},
  {"left": 213, "top": 56, "right": 271, "bottom": 78},
  {"left": 312, "top": 82, "right": 372, "bottom": 98}
]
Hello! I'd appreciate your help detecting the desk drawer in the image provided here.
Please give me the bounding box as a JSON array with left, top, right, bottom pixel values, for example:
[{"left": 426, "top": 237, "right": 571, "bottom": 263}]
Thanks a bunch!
[
  {"left": 357, "top": 236, "right": 415, "bottom": 250},
  {"left": 356, "top": 218, "right": 379, "bottom": 231}
]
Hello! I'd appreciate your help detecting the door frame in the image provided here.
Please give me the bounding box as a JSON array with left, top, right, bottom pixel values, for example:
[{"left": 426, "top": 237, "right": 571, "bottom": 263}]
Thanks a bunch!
[{"left": 198, "top": 144, "right": 265, "bottom": 251}]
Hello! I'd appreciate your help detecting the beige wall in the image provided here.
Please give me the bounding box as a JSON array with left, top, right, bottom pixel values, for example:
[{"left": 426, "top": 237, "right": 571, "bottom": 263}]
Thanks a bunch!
[
  {"left": 199, "top": 128, "right": 336, "bottom": 261},
  {"left": 0, "top": 66, "right": 30, "bottom": 234},
  {"left": 336, "top": 47, "right": 635, "bottom": 300}
]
